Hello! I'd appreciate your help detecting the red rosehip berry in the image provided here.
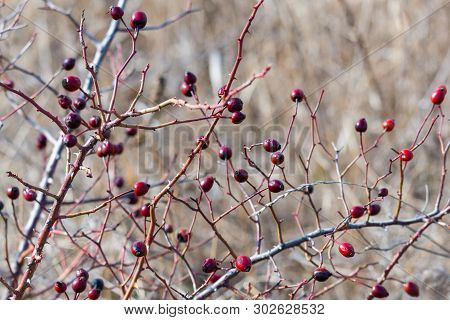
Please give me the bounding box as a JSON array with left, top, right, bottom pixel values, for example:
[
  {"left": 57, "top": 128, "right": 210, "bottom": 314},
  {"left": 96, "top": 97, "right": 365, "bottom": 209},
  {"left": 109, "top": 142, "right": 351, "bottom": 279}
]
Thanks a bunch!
[
  {"left": 58, "top": 95, "right": 72, "bottom": 109},
  {"left": 63, "top": 134, "right": 77, "bottom": 148},
  {"left": 271, "top": 151, "right": 285, "bottom": 165},
  {"left": 177, "top": 228, "right": 190, "bottom": 242},
  {"left": 371, "top": 284, "right": 389, "bottom": 298},
  {"left": 6, "top": 186, "right": 19, "bottom": 200},
  {"left": 403, "top": 281, "right": 419, "bottom": 297},
  {"left": 217, "top": 85, "right": 226, "bottom": 98},
  {"left": 350, "top": 205, "right": 365, "bottom": 218},
  {"left": 382, "top": 119, "right": 395, "bottom": 132},
  {"left": 184, "top": 71, "right": 197, "bottom": 85},
  {"left": 196, "top": 136, "right": 209, "bottom": 150},
  {"left": 62, "top": 57, "right": 76, "bottom": 71},
  {"left": 378, "top": 188, "right": 388, "bottom": 197},
  {"left": 88, "top": 288, "right": 101, "bottom": 300},
  {"left": 234, "top": 169, "right": 248, "bottom": 183},
  {"left": 218, "top": 145, "right": 232, "bottom": 160},
  {"left": 109, "top": 6, "right": 124, "bottom": 20},
  {"left": 202, "top": 258, "right": 218, "bottom": 273},
  {"left": 200, "top": 176, "right": 214, "bottom": 192},
  {"left": 355, "top": 118, "right": 368, "bottom": 133},
  {"left": 268, "top": 179, "right": 284, "bottom": 193},
  {"left": 73, "top": 97, "right": 87, "bottom": 110},
  {"left": 76, "top": 268, "right": 89, "bottom": 280},
  {"left": 62, "top": 75, "right": 81, "bottom": 92},
  {"left": 368, "top": 203, "right": 381, "bottom": 216},
  {"left": 64, "top": 112, "right": 82, "bottom": 129},
  {"left": 131, "top": 241, "right": 147, "bottom": 257},
  {"left": 101, "top": 140, "right": 113, "bottom": 156},
  {"left": 263, "top": 138, "right": 281, "bottom": 152},
  {"left": 126, "top": 127, "right": 138, "bottom": 136},
  {"left": 338, "top": 242, "right": 355, "bottom": 258},
  {"left": 290, "top": 88, "right": 304, "bottom": 102},
  {"left": 88, "top": 116, "right": 101, "bottom": 128},
  {"left": 140, "top": 204, "right": 150, "bottom": 217},
  {"left": 72, "top": 277, "right": 87, "bottom": 293},
  {"left": 180, "top": 82, "right": 195, "bottom": 97},
  {"left": 313, "top": 267, "right": 332, "bottom": 282},
  {"left": 130, "top": 11, "right": 147, "bottom": 30},
  {"left": 36, "top": 133, "right": 47, "bottom": 150},
  {"left": 114, "top": 176, "right": 124, "bottom": 188},
  {"left": 23, "top": 188, "right": 37, "bottom": 202},
  {"left": 430, "top": 85, "right": 447, "bottom": 105},
  {"left": 226, "top": 97, "right": 243, "bottom": 112},
  {"left": 231, "top": 111, "right": 246, "bottom": 124},
  {"left": 400, "top": 149, "right": 413, "bottom": 162},
  {"left": 53, "top": 281, "right": 67, "bottom": 294},
  {"left": 134, "top": 181, "right": 150, "bottom": 196},
  {"left": 235, "top": 255, "right": 252, "bottom": 272}
]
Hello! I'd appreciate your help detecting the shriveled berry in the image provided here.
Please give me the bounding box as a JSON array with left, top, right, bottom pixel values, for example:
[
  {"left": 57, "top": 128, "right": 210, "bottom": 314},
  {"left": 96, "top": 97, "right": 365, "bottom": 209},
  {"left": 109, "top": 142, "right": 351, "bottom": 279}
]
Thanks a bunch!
[
  {"left": 58, "top": 95, "right": 72, "bottom": 109},
  {"left": 109, "top": 6, "right": 124, "bottom": 20},
  {"left": 400, "top": 149, "right": 413, "bottom": 162},
  {"left": 430, "top": 85, "right": 447, "bottom": 105},
  {"left": 130, "top": 11, "right": 147, "bottom": 30},
  {"left": 350, "top": 205, "right": 365, "bottom": 218},
  {"left": 196, "top": 136, "right": 209, "bottom": 150},
  {"left": 202, "top": 258, "right": 218, "bottom": 273},
  {"left": 63, "top": 134, "right": 77, "bottom": 148},
  {"left": 313, "top": 267, "right": 332, "bottom": 282},
  {"left": 403, "top": 281, "right": 419, "bottom": 297},
  {"left": 36, "top": 133, "right": 47, "bottom": 150},
  {"left": 126, "top": 127, "right": 138, "bottom": 136},
  {"left": 23, "top": 188, "right": 36, "bottom": 202},
  {"left": 355, "top": 118, "right": 368, "bottom": 133},
  {"left": 62, "top": 58, "right": 76, "bottom": 71},
  {"left": 89, "top": 116, "right": 101, "bottom": 128},
  {"left": 88, "top": 288, "right": 101, "bottom": 300},
  {"left": 338, "top": 242, "right": 355, "bottom": 258},
  {"left": 76, "top": 268, "right": 89, "bottom": 280},
  {"left": 62, "top": 75, "right": 81, "bottom": 92},
  {"left": 218, "top": 145, "right": 232, "bottom": 160},
  {"left": 217, "top": 85, "right": 226, "bottom": 98},
  {"left": 368, "top": 203, "right": 381, "bottom": 216},
  {"left": 226, "top": 98, "right": 243, "bottom": 112},
  {"left": 271, "top": 151, "right": 285, "bottom": 165},
  {"left": 6, "top": 186, "right": 19, "bottom": 200},
  {"left": 231, "top": 111, "right": 246, "bottom": 124},
  {"left": 73, "top": 97, "right": 87, "bottom": 110},
  {"left": 53, "top": 281, "right": 67, "bottom": 294},
  {"left": 290, "top": 88, "right": 304, "bottom": 102},
  {"left": 263, "top": 138, "right": 281, "bottom": 152},
  {"left": 140, "top": 204, "right": 150, "bottom": 217},
  {"left": 131, "top": 241, "right": 147, "bottom": 257},
  {"left": 134, "top": 181, "right": 150, "bottom": 196},
  {"left": 72, "top": 277, "right": 87, "bottom": 293},
  {"left": 235, "top": 255, "right": 252, "bottom": 272},
  {"left": 184, "top": 71, "right": 197, "bottom": 85},
  {"left": 114, "top": 176, "right": 124, "bottom": 188},
  {"left": 91, "top": 278, "right": 104, "bottom": 291},
  {"left": 378, "top": 188, "right": 388, "bottom": 197},
  {"left": 65, "top": 112, "right": 82, "bottom": 129},
  {"left": 177, "top": 228, "right": 189, "bottom": 242},
  {"left": 180, "top": 82, "right": 195, "bottom": 97},
  {"left": 200, "top": 176, "right": 214, "bottom": 192},
  {"left": 371, "top": 284, "right": 389, "bottom": 298},
  {"left": 234, "top": 169, "right": 248, "bottom": 183},
  {"left": 268, "top": 179, "right": 284, "bottom": 193}
]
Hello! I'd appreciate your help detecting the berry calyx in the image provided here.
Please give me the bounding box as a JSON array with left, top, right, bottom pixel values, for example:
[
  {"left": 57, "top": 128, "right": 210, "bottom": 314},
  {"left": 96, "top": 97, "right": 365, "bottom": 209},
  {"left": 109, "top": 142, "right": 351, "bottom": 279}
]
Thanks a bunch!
[
  {"left": 58, "top": 95, "right": 72, "bottom": 109},
  {"left": 218, "top": 145, "right": 232, "bottom": 160},
  {"left": 371, "top": 284, "right": 389, "bottom": 298},
  {"left": 184, "top": 71, "right": 197, "bottom": 85},
  {"left": 91, "top": 278, "right": 104, "bottom": 291},
  {"left": 177, "top": 228, "right": 189, "bottom": 242},
  {"left": 88, "top": 288, "right": 101, "bottom": 300},
  {"left": 338, "top": 242, "right": 355, "bottom": 258},
  {"left": 382, "top": 119, "right": 395, "bottom": 132},
  {"left": 134, "top": 181, "right": 150, "bottom": 196},
  {"left": 131, "top": 241, "right": 147, "bottom": 257},
  {"left": 400, "top": 149, "right": 413, "bottom": 162},
  {"left": 403, "top": 281, "right": 419, "bottom": 297},
  {"left": 200, "top": 176, "right": 214, "bottom": 192},
  {"left": 234, "top": 169, "right": 249, "bottom": 183},
  {"left": 62, "top": 75, "right": 81, "bottom": 92},
  {"left": 36, "top": 133, "right": 47, "bottom": 150},
  {"left": 76, "top": 268, "right": 89, "bottom": 280},
  {"left": 355, "top": 118, "right": 368, "bottom": 133},
  {"left": 62, "top": 57, "right": 76, "bottom": 71},
  {"left": 235, "top": 255, "right": 252, "bottom": 272},
  {"left": 271, "top": 151, "right": 285, "bottom": 165},
  {"left": 368, "top": 203, "right": 381, "bottom": 216},
  {"left": 53, "top": 281, "right": 67, "bottom": 294},
  {"left": 130, "top": 11, "right": 147, "bottom": 30},
  {"left": 378, "top": 188, "right": 388, "bottom": 197},
  {"left": 290, "top": 88, "right": 304, "bottom": 102},
  {"left": 430, "top": 85, "right": 447, "bottom": 105},
  {"left": 350, "top": 205, "right": 365, "bottom": 218},
  {"left": 202, "top": 258, "right": 218, "bottom": 273},
  {"left": 140, "top": 204, "right": 150, "bottom": 217},
  {"left": 73, "top": 97, "right": 87, "bottom": 110},
  {"left": 64, "top": 112, "right": 82, "bottom": 129},
  {"left": 6, "top": 186, "right": 19, "bottom": 200},
  {"left": 313, "top": 267, "right": 332, "bottom": 282},
  {"left": 109, "top": 6, "right": 124, "bottom": 20},
  {"left": 88, "top": 116, "right": 101, "bottom": 128},
  {"left": 23, "top": 188, "right": 37, "bottom": 202},
  {"left": 226, "top": 98, "right": 243, "bottom": 112},
  {"left": 231, "top": 111, "right": 246, "bottom": 124},
  {"left": 63, "top": 134, "right": 77, "bottom": 148},
  {"left": 263, "top": 138, "right": 281, "bottom": 152},
  {"left": 268, "top": 179, "right": 284, "bottom": 193},
  {"left": 180, "top": 82, "right": 195, "bottom": 97},
  {"left": 72, "top": 277, "right": 87, "bottom": 293}
]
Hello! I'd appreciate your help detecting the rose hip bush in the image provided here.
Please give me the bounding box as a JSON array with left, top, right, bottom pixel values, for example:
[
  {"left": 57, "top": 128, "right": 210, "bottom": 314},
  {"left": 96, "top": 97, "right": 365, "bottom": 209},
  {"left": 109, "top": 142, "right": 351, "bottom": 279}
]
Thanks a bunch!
[{"left": 0, "top": 1, "right": 448, "bottom": 300}]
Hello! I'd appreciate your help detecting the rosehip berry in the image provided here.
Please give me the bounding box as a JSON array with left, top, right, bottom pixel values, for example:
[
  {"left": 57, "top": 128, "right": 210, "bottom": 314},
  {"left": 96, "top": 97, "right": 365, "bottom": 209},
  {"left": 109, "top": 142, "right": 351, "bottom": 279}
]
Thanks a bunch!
[
  {"left": 63, "top": 134, "right": 77, "bottom": 148},
  {"left": 338, "top": 242, "right": 355, "bottom": 258},
  {"left": 235, "top": 255, "right": 252, "bottom": 272},
  {"left": 200, "top": 176, "right": 214, "bottom": 192},
  {"left": 382, "top": 119, "right": 395, "bottom": 132},
  {"left": 368, "top": 203, "right": 381, "bottom": 216},
  {"left": 62, "top": 75, "right": 81, "bottom": 92},
  {"left": 23, "top": 188, "right": 37, "bottom": 202},
  {"left": 72, "top": 277, "right": 87, "bottom": 293},
  {"left": 65, "top": 112, "right": 82, "bottom": 129},
  {"left": 271, "top": 151, "right": 285, "bottom": 165},
  {"left": 218, "top": 145, "right": 232, "bottom": 160},
  {"left": 91, "top": 278, "right": 104, "bottom": 291},
  {"left": 263, "top": 138, "right": 281, "bottom": 152},
  {"left": 2, "top": 79, "right": 14, "bottom": 89},
  {"left": 302, "top": 184, "right": 314, "bottom": 195},
  {"left": 177, "top": 228, "right": 189, "bottom": 242},
  {"left": 73, "top": 97, "right": 87, "bottom": 110},
  {"left": 371, "top": 284, "right": 389, "bottom": 298},
  {"left": 226, "top": 98, "right": 243, "bottom": 112},
  {"left": 134, "top": 181, "right": 150, "bottom": 196},
  {"left": 96, "top": 146, "right": 106, "bottom": 158},
  {"left": 6, "top": 186, "right": 19, "bottom": 200},
  {"left": 114, "top": 176, "right": 124, "bottom": 188},
  {"left": 130, "top": 11, "right": 147, "bottom": 30},
  {"left": 268, "top": 179, "right": 284, "bottom": 193},
  {"left": 88, "top": 288, "right": 101, "bottom": 300},
  {"left": 58, "top": 95, "right": 72, "bottom": 109},
  {"left": 164, "top": 224, "right": 173, "bottom": 233},
  {"left": 184, "top": 71, "right": 197, "bottom": 85},
  {"left": 180, "top": 82, "right": 195, "bottom": 97},
  {"left": 313, "top": 267, "right": 332, "bottom": 282},
  {"left": 209, "top": 273, "right": 221, "bottom": 283},
  {"left": 76, "top": 268, "right": 89, "bottom": 280},
  {"left": 140, "top": 204, "right": 150, "bottom": 217},
  {"left": 196, "top": 136, "right": 209, "bottom": 150},
  {"left": 430, "top": 85, "right": 447, "bottom": 105},
  {"left": 109, "top": 6, "right": 124, "bottom": 20},
  {"left": 231, "top": 111, "right": 246, "bottom": 124},
  {"left": 201, "top": 258, "right": 218, "bottom": 273},
  {"left": 217, "top": 85, "right": 226, "bottom": 98},
  {"left": 290, "top": 88, "right": 304, "bottom": 102},
  {"left": 88, "top": 116, "right": 101, "bottom": 128},
  {"left": 36, "top": 133, "right": 47, "bottom": 150},
  {"left": 378, "top": 188, "right": 388, "bottom": 197},
  {"left": 101, "top": 141, "right": 113, "bottom": 155},
  {"left": 62, "top": 57, "right": 76, "bottom": 71},
  {"left": 350, "top": 205, "right": 365, "bottom": 218},
  {"left": 131, "top": 241, "right": 147, "bottom": 257},
  {"left": 403, "top": 281, "right": 419, "bottom": 297},
  {"left": 113, "top": 143, "right": 124, "bottom": 155},
  {"left": 53, "top": 281, "right": 67, "bottom": 294},
  {"left": 234, "top": 169, "right": 248, "bottom": 183},
  {"left": 127, "top": 193, "right": 138, "bottom": 204},
  {"left": 400, "top": 149, "right": 413, "bottom": 162},
  {"left": 355, "top": 118, "right": 368, "bottom": 133},
  {"left": 126, "top": 127, "right": 138, "bottom": 136}
]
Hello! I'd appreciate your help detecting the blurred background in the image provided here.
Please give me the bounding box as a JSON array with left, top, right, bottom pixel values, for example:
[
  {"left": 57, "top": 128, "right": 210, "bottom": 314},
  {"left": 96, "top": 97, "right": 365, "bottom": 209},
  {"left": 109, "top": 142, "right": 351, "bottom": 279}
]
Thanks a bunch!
[{"left": 0, "top": 0, "right": 449, "bottom": 299}]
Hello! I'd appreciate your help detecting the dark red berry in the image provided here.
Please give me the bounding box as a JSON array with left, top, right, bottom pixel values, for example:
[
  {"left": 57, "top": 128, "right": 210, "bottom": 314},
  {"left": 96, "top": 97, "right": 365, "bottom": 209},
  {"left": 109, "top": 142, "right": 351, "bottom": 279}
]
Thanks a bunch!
[
  {"left": 53, "top": 281, "right": 67, "bottom": 294},
  {"left": 6, "top": 186, "right": 19, "bottom": 200},
  {"left": 226, "top": 98, "right": 243, "bottom": 112},
  {"left": 126, "top": 127, "right": 138, "bottom": 136},
  {"left": 88, "top": 116, "right": 101, "bottom": 128},
  {"left": 200, "top": 176, "right": 214, "bottom": 192},
  {"left": 350, "top": 205, "right": 365, "bottom": 218},
  {"left": 127, "top": 193, "right": 138, "bottom": 204},
  {"left": 101, "top": 141, "right": 113, "bottom": 155},
  {"left": 177, "top": 228, "right": 190, "bottom": 242},
  {"left": 113, "top": 143, "right": 124, "bottom": 155},
  {"left": 109, "top": 6, "right": 124, "bottom": 20},
  {"left": 302, "top": 184, "right": 314, "bottom": 194},
  {"left": 63, "top": 134, "right": 77, "bottom": 148},
  {"left": 218, "top": 145, "right": 232, "bottom": 160},
  {"left": 400, "top": 149, "right": 413, "bottom": 161},
  {"left": 140, "top": 204, "right": 150, "bottom": 217},
  {"left": 65, "top": 112, "right": 82, "bottom": 129},
  {"left": 217, "top": 85, "right": 226, "bottom": 98},
  {"left": 62, "top": 58, "right": 76, "bottom": 71},
  {"left": 371, "top": 284, "right": 389, "bottom": 298},
  {"left": 2, "top": 79, "right": 14, "bottom": 89},
  {"left": 209, "top": 273, "right": 221, "bottom": 283},
  {"left": 72, "top": 277, "right": 87, "bottom": 293},
  {"left": 338, "top": 242, "right": 355, "bottom": 258},
  {"left": 382, "top": 119, "right": 395, "bottom": 132},
  {"left": 62, "top": 75, "right": 81, "bottom": 92},
  {"left": 268, "top": 179, "right": 284, "bottom": 193},
  {"left": 23, "top": 188, "right": 36, "bottom": 202},
  {"left": 130, "top": 11, "right": 147, "bottom": 30},
  {"left": 430, "top": 85, "right": 447, "bottom": 105},
  {"left": 290, "top": 88, "right": 304, "bottom": 102},
  {"left": 202, "top": 258, "right": 218, "bottom": 273},
  {"left": 131, "top": 241, "right": 147, "bottom": 257},
  {"left": 88, "top": 288, "right": 101, "bottom": 300},
  {"left": 76, "top": 268, "right": 89, "bottom": 280},
  {"left": 114, "top": 176, "right": 124, "bottom": 188},
  {"left": 234, "top": 169, "right": 248, "bottom": 183},
  {"left": 231, "top": 111, "right": 246, "bottom": 124},
  {"left": 196, "top": 136, "right": 209, "bottom": 150},
  {"left": 235, "top": 255, "right": 252, "bottom": 272},
  {"left": 164, "top": 224, "right": 173, "bottom": 233},
  {"left": 36, "top": 133, "right": 47, "bottom": 150},
  {"left": 96, "top": 145, "right": 106, "bottom": 157},
  {"left": 403, "top": 281, "right": 419, "bottom": 297},
  {"left": 73, "top": 97, "right": 87, "bottom": 110},
  {"left": 355, "top": 118, "right": 368, "bottom": 133},
  {"left": 134, "top": 181, "right": 150, "bottom": 196},
  {"left": 184, "top": 71, "right": 197, "bottom": 85},
  {"left": 368, "top": 203, "right": 381, "bottom": 216},
  {"left": 58, "top": 95, "right": 72, "bottom": 109},
  {"left": 91, "top": 278, "right": 104, "bottom": 291},
  {"left": 378, "top": 188, "right": 388, "bottom": 197},
  {"left": 180, "top": 82, "right": 195, "bottom": 97},
  {"left": 313, "top": 267, "right": 332, "bottom": 282},
  {"left": 263, "top": 138, "right": 281, "bottom": 152},
  {"left": 271, "top": 151, "right": 285, "bottom": 165}
]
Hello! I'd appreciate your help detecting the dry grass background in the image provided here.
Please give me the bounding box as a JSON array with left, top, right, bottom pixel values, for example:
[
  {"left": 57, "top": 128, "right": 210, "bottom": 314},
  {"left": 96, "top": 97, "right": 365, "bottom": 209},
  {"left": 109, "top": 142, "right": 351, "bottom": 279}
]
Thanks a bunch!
[{"left": 0, "top": 0, "right": 449, "bottom": 299}]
